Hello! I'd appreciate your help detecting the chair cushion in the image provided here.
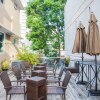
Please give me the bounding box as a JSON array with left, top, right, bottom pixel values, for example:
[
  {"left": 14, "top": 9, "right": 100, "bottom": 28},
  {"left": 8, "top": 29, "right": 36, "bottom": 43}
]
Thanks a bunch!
[
  {"left": 47, "top": 87, "right": 64, "bottom": 94},
  {"left": 47, "top": 78, "right": 59, "bottom": 83},
  {"left": 8, "top": 87, "right": 25, "bottom": 94}
]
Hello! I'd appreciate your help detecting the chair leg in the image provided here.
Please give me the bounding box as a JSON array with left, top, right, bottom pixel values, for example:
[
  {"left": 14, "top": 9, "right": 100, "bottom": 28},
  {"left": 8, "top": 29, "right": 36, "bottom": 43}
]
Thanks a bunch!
[
  {"left": 9, "top": 94, "right": 11, "bottom": 100},
  {"left": 6, "top": 94, "right": 8, "bottom": 100},
  {"left": 64, "top": 93, "right": 66, "bottom": 100},
  {"left": 58, "top": 81, "right": 60, "bottom": 86},
  {"left": 88, "top": 91, "right": 90, "bottom": 97},
  {"left": 17, "top": 81, "right": 18, "bottom": 85},
  {"left": 61, "top": 95, "right": 63, "bottom": 100},
  {"left": 24, "top": 94, "right": 25, "bottom": 100}
]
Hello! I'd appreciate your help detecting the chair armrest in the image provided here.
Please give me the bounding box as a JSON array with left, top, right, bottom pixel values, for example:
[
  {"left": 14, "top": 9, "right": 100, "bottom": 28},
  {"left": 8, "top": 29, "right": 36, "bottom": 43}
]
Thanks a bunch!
[
  {"left": 4, "top": 86, "right": 12, "bottom": 89},
  {"left": 47, "top": 80, "right": 62, "bottom": 83},
  {"left": 21, "top": 75, "right": 31, "bottom": 77},
  {"left": 11, "top": 80, "right": 19, "bottom": 82},
  {"left": 47, "top": 85, "right": 67, "bottom": 89},
  {"left": 11, "top": 80, "right": 26, "bottom": 82},
  {"left": 12, "top": 86, "right": 25, "bottom": 88},
  {"left": 4, "top": 86, "right": 25, "bottom": 89},
  {"left": 47, "top": 76, "right": 61, "bottom": 79}
]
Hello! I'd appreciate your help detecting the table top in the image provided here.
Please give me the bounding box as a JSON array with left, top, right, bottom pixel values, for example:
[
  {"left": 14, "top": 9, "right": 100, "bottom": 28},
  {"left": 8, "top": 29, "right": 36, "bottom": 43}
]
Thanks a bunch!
[
  {"left": 34, "top": 66, "right": 45, "bottom": 68},
  {"left": 79, "top": 61, "right": 100, "bottom": 66},
  {"left": 27, "top": 76, "right": 45, "bottom": 81},
  {"left": 71, "top": 59, "right": 100, "bottom": 66},
  {"left": 33, "top": 70, "right": 45, "bottom": 73},
  {"left": 71, "top": 59, "right": 94, "bottom": 62}
]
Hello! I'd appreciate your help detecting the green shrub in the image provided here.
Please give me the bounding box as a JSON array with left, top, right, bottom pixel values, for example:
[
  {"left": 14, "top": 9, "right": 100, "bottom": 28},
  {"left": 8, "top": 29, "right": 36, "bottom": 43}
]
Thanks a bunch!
[
  {"left": 16, "top": 45, "right": 40, "bottom": 65},
  {"left": 1, "top": 59, "right": 9, "bottom": 70}
]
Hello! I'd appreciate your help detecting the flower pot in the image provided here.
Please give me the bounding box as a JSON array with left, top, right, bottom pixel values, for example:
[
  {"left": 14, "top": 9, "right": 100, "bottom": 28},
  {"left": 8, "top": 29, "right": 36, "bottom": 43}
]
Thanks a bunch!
[
  {"left": 2, "top": 69, "right": 8, "bottom": 71},
  {"left": 65, "top": 63, "right": 69, "bottom": 67}
]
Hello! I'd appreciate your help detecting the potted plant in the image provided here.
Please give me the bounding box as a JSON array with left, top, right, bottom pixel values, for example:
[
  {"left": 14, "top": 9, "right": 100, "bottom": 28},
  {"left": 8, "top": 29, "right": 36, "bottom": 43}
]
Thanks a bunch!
[
  {"left": 64, "top": 56, "right": 70, "bottom": 67},
  {"left": 1, "top": 59, "right": 9, "bottom": 71},
  {"left": 16, "top": 45, "right": 40, "bottom": 65}
]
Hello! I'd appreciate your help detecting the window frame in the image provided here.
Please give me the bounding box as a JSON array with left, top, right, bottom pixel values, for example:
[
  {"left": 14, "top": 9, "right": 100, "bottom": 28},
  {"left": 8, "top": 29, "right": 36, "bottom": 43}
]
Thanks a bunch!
[
  {"left": 0, "top": 31, "right": 4, "bottom": 53},
  {"left": 14, "top": 2, "right": 18, "bottom": 10},
  {"left": 0, "top": 0, "right": 4, "bottom": 4}
]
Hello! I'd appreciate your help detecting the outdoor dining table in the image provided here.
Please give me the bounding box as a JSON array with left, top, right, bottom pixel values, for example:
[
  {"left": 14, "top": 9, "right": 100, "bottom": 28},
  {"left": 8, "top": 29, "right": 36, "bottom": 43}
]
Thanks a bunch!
[
  {"left": 26, "top": 76, "right": 47, "bottom": 100},
  {"left": 79, "top": 61, "right": 100, "bottom": 96},
  {"left": 31, "top": 70, "right": 47, "bottom": 78},
  {"left": 71, "top": 59, "right": 94, "bottom": 85}
]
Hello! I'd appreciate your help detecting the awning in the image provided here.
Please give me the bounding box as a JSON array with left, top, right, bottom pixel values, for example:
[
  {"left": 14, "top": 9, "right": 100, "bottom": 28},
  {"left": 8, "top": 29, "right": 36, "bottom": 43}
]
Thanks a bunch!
[
  {"left": 12, "top": 0, "right": 24, "bottom": 10},
  {"left": 0, "top": 24, "right": 22, "bottom": 39}
]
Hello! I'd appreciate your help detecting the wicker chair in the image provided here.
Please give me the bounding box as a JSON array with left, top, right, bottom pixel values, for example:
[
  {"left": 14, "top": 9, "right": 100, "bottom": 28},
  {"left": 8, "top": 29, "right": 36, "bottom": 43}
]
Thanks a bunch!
[
  {"left": 12, "top": 65, "right": 29, "bottom": 84},
  {"left": 47, "top": 67, "right": 64, "bottom": 86},
  {"left": 21, "top": 60, "right": 32, "bottom": 76},
  {"left": 47, "top": 71, "right": 71, "bottom": 100},
  {"left": 0, "top": 71, "right": 26, "bottom": 100},
  {"left": 46, "top": 60, "right": 58, "bottom": 77}
]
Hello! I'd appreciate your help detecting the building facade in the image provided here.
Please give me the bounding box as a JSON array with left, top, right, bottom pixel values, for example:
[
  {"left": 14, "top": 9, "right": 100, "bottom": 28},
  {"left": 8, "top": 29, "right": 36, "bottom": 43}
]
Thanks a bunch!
[
  {"left": 20, "top": 0, "right": 31, "bottom": 46},
  {"left": 64, "top": 0, "right": 100, "bottom": 60},
  {"left": 0, "top": 0, "right": 23, "bottom": 62}
]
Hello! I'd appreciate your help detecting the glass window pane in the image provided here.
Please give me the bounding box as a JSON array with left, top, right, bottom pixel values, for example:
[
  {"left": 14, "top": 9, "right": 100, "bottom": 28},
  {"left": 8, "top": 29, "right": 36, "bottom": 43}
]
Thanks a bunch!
[
  {"left": 1, "top": 0, "right": 3, "bottom": 4},
  {"left": 0, "top": 32, "right": 4, "bottom": 52}
]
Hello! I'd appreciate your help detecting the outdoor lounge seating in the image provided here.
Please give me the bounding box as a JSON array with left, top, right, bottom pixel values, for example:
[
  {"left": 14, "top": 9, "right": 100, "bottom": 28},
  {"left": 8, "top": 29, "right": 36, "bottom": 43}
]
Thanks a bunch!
[
  {"left": 47, "top": 71, "right": 72, "bottom": 100},
  {"left": 0, "top": 71, "right": 26, "bottom": 100}
]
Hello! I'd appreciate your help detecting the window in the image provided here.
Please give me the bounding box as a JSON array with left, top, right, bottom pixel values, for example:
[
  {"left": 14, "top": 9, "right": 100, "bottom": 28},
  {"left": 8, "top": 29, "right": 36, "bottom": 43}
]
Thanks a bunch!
[
  {"left": 0, "top": 0, "right": 3, "bottom": 4},
  {"left": 12, "top": 38, "right": 17, "bottom": 45},
  {"left": 0, "top": 32, "right": 4, "bottom": 52}
]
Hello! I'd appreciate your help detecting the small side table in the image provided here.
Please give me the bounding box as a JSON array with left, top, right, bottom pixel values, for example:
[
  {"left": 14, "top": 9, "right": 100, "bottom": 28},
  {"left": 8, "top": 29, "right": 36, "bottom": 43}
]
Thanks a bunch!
[
  {"left": 31, "top": 70, "right": 47, "bottom": 78},
  {"left": 34, "top": 66, "right": 46, "bottom": 71},
  {"left": 26, "top": 76, "right": 47, "bottom": 100}
]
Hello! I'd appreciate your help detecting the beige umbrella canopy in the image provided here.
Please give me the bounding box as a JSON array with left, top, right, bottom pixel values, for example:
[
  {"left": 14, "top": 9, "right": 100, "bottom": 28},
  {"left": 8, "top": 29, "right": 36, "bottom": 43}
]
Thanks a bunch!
[
  {"left": 72, "top": 22, "right": 87, "bottom": 84},
  {"left": 72, "top": 22, "right": 87, "bottom": 53},
  {"left": 86, "top": 13, "right": 100, "bottom": 55},
  {"left": 86, "top": 13, "right": 100, "bottom": 94}
]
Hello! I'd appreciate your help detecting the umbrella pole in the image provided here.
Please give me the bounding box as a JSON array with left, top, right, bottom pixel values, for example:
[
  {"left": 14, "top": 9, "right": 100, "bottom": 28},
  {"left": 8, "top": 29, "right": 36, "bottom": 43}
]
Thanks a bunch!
[
  {"left": 77, "top": 52, "right": 87, "bottom": 85},
  {"left": 89, "top": 55, "right": 100, "bottom": 96},
  {"left": 81, "top": 52, "right": 84, "bottom": 82},
  {"left": 95, "top": 55, "right": 97, "bottom": 91}
]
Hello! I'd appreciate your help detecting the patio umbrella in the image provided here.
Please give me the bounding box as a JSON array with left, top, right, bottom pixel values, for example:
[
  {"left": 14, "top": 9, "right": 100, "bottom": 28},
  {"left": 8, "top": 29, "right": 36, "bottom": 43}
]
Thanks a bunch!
[
  {"left": 72, "top": 22, "right": 87, "bottom": 53},
  {"left": 72, "top": 22, "right": 87, "bottom": 84},
  {"left": 86, "top": 13, "right": 100, "bottom": 95}
]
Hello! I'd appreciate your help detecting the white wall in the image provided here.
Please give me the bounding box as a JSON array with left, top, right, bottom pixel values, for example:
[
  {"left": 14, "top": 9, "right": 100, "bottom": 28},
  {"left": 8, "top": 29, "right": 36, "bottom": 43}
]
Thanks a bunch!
[
  {"left": 64, "top": 0, "right": 100, "bottom": 60},
  {"left": 20, "top": 0, "right": 31, "bottom": 46}
]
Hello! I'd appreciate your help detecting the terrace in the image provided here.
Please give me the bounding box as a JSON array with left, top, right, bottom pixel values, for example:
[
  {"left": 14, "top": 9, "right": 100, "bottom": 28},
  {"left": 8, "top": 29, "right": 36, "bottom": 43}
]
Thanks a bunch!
[
  {"left": 0, "top": 60, "right": 100, "bottom": 100},
  {"left": 0, "top": 0, "right": 100, "bottom": 100}
]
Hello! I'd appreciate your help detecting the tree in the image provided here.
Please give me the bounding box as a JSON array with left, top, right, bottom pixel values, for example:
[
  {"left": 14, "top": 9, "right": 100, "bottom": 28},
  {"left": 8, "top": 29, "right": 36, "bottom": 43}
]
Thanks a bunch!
[{"left": 26, "top": 0, "right": 67, "bottom": 57}]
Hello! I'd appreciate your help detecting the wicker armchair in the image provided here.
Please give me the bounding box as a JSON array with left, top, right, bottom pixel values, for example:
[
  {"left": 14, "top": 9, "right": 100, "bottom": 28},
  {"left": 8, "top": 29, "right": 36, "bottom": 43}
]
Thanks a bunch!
[
  {"left": 0, "top": 71, "right": 26, "bottom": 100},
  {"left": 12, "top": 65, "right": 30, "bottom": 85},
  {"left": 47, "top": 67, "right": 64, "bottom": 86},
  {"left": 47, "top": 71, "right": 71, "bottom": 100},
  {"left": 46, "top": 60, "right": 58, "bottom": 77},
  {"left": 21, "top": 60, "right": 32, "bottom": 76}
]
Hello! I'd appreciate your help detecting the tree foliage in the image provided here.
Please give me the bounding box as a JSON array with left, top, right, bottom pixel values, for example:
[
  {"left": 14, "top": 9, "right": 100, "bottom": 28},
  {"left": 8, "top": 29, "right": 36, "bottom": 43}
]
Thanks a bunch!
[{"left": 26, "top": 0, "right": 66, "bottom": 56}]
